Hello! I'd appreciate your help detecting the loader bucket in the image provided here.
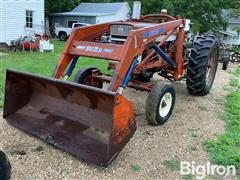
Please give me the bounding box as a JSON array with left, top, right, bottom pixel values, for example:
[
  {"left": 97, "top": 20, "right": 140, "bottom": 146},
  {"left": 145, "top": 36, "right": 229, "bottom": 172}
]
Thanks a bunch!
[{"left": 3, "top": 69, "right": 136, "bottom": 167}]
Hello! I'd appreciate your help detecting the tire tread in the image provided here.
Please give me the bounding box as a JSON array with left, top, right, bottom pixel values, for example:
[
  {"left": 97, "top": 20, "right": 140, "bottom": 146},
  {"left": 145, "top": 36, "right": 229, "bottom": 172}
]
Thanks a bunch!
[{"left": 187, "top": 34, "right": 219, "bottom": 96}]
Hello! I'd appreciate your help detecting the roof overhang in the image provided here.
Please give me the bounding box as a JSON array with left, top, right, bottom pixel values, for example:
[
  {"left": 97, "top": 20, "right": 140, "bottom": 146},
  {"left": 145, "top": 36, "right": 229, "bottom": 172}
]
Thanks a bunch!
[
  {"left": 50, "top": 12, "right": 115, "bottom": 17},
  {"left": 219, "top": 30, "right": 236, "bottom": 36}
]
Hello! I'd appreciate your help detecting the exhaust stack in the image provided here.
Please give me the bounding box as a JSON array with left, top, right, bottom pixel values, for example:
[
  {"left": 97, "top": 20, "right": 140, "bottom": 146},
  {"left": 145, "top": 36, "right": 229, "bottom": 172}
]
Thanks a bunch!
[{"left": 132, "top": 1, "right": 141, "bottom": 19}]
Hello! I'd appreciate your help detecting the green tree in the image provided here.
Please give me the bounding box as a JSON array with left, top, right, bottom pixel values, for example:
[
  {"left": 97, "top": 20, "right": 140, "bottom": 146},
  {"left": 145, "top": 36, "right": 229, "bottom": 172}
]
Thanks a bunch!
[
  {"left": 45, "top": 0, "right": 237, "bottom": 33},
  {"left": 229, "top": 0, "right": 240, "bottom": 17},
  {"left": 127, "top": 0, "right": 232, "bottom": 33},
  {"left": 45, "top": 0, "right": 82, "bottom": 17}
]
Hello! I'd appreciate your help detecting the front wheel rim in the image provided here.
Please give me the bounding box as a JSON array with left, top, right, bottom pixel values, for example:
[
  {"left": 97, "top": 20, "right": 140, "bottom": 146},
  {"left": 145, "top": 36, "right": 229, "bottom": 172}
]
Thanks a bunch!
[{"left": 159, "top": 92, "right": 172, "bottom": 117}]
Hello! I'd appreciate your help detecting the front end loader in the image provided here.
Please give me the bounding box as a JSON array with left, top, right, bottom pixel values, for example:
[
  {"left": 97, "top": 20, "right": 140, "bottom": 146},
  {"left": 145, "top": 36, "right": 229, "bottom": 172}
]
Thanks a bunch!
[{"left": 3, "top": 12, "right": 219, "bottom": 166}]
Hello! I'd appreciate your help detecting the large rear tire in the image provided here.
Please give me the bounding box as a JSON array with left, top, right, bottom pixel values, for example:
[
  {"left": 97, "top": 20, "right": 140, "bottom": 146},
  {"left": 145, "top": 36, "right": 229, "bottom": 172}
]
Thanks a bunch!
[
  {"left": 74, "top": 67, "right": 103, "bottom": 88},
  {"left": 146, "top": 83, "right": 176, "bottom": 125},
  {"left": 187, "top": 34, "right": 219, "bottom": 96},
  {"left": 0, "top": 151, "right": 11, "bottom": 180}
]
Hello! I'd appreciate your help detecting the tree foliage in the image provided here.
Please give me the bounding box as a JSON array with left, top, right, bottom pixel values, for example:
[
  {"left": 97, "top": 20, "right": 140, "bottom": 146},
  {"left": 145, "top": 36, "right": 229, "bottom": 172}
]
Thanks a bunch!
[
  {"left": 45, "top": 0, "right": 81, "bottom": 16},
  {"left": 229, "top": 0, "right": 240, "bottom": 17},
  {"left": 45, "top": 0, "right": 239, "bottom": 33}
]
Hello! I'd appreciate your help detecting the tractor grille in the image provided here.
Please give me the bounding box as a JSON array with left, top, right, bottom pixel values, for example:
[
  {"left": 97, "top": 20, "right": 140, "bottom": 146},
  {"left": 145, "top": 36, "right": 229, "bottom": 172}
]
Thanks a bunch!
[{"left": 110, "top": 25, "right": 133, "bottom": 37}]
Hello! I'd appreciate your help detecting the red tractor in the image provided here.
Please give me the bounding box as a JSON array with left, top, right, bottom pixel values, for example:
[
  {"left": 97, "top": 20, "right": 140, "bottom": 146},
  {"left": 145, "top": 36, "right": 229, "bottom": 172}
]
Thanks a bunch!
[{"left": 3, "top": 11, "right": 219, "bottom": 166}]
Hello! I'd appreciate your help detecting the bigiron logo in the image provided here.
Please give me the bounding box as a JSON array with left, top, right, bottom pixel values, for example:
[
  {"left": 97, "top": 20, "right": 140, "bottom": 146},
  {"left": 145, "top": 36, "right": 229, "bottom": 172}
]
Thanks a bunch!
[{"left": 180, "top": 161, "right": 236, "bottom": 179}]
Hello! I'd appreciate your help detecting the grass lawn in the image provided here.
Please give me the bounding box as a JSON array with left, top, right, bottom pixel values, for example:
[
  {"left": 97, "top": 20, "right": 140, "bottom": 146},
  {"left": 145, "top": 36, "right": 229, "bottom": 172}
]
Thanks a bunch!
[
  {"left": 231, "top": 47, "right": 240, "bottom": 52},
  {"left": 0, "top": 39, "right": 110, "bottom": 107},
  {"left": 204, "top": 66, "right": 240, "bottom": 175}
]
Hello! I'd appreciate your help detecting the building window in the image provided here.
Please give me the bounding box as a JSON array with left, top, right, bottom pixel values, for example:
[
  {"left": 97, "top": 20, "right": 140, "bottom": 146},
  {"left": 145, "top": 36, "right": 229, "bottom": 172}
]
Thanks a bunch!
[
  {"left": 26, "top": 10, "right": 33, "bottom": 28},
  {"left": 223, "top": 34, "right": 228, "bottom": 41},
  {"left": 68, "top": 21, "right": 78, "bottom": 28}
]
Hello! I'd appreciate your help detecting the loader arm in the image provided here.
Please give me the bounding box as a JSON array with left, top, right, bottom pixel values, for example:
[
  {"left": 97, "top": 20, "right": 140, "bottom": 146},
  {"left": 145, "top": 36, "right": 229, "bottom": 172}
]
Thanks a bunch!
[
  {"left": 109, "top": 19, "right": 184, "bottom": 91},
  {"left": 52, "top": 23, "right": 110, "bottom": 78},
  {"left": 52, "top": 19, "right": 184, "bottom": 92}
]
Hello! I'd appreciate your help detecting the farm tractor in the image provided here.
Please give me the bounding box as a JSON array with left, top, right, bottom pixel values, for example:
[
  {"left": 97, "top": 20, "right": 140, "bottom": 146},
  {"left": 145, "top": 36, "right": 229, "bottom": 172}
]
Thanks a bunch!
[{"left": 3, "top": 3, "right": 219, "bottom": 167}]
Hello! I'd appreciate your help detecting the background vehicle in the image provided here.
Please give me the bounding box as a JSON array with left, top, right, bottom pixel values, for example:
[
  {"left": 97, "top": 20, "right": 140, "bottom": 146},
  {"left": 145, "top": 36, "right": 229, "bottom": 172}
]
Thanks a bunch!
[
  {"left": 230, "top": 51, "right": 240, "bottom": 63},
  {"left": 55, "top": 23, "right": 90, "bottom": 41}
]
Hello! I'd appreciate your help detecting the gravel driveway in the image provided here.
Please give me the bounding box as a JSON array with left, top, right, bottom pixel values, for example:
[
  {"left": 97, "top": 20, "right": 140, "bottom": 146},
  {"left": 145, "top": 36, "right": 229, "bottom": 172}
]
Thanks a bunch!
[{"left": 0, "top": 65, "right": 232, "bottom": 179}]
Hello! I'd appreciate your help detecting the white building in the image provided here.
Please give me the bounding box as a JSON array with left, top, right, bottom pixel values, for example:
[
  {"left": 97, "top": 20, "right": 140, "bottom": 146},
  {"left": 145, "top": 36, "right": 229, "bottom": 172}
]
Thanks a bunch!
[
  {"left": 50, "top": 2, "right": 130, "bottom": 28},
  {"left": 0, "top": 0, "right": 45, "bottom": 45},
  {"left": 219, "top": 10, "right": 240, "bottom": 47}
]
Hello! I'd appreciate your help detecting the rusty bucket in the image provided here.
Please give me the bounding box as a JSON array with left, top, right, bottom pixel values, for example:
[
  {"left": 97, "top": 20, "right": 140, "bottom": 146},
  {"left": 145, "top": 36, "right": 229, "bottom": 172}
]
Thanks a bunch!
[{"left": 3, "top": 69, "right": 136, "bottom": 167}]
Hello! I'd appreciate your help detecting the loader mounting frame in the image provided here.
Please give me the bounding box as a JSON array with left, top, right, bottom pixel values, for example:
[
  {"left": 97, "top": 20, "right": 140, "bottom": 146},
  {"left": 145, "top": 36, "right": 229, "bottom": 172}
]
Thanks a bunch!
[{"left": 52, "top": 13, "right": 186, "bottom": 92}]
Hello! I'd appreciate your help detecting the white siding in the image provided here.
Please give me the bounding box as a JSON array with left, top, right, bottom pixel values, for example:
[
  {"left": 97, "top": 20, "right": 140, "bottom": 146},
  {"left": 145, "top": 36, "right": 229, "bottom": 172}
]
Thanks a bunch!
[
  {"left": 96, "top": 4, "right": 130, "bottom": 24},
  {"left": 224, "top": 35, "right": 240, "bottom": 46},
  {"left": 0, "top": 0, "right": 44, "bottom": 45},
  {"left": 220, "top": 23, "right": 240, "bottom": 46},
  {"left": 0, "top": 0, "right": 3, "bottom": 43},
  {"left": 228, "top": 24, "right": 240, "bottom": 46}
]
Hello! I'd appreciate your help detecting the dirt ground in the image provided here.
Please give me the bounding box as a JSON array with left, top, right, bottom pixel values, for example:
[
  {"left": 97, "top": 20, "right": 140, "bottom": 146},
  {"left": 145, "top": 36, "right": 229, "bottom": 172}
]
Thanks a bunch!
[{"left": 0, "top": 64, "right": 233, "bottom": 179}]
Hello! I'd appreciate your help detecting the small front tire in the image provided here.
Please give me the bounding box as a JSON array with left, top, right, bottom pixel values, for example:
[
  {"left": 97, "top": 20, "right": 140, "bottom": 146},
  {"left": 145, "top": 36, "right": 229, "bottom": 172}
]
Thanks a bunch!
[
  {"left": 0, "top": 151, "right": 11, "bottom": 180},
  {"left": 74, "top": 67, "right": 103, "bottom": 88},
  {"left": 146, "top": 83, "right": 176, "bottom": 125}
]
